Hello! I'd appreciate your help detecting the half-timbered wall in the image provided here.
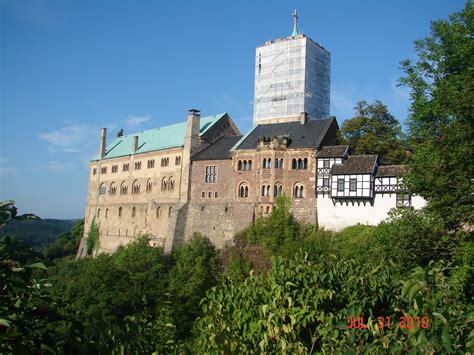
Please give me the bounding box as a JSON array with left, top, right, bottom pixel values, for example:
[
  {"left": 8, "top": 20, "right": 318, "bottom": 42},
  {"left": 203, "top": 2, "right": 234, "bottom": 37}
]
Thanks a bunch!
[{"left": 330, "top": 173, "right": 373, "bottom": 198}]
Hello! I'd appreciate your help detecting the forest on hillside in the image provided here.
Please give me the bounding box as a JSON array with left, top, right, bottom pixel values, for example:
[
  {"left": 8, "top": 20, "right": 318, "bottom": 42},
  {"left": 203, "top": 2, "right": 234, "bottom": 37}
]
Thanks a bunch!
[{"left": 1, "top": 2, "right": 473, "bottom": 353}]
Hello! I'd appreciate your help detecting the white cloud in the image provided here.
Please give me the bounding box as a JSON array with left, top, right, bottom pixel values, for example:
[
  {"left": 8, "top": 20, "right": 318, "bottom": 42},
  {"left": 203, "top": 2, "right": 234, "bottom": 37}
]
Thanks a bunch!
[
  {"left": 45, "top": 161, "right": 73, "bottom": 172},
  {"left": 124, "top": 115, "right": 150, "bottom": 126},
  {"left": 38, "top": 124, "right": 95, "bottom": 153},
  {"left": 0, "top": 167, "right": 17, "bottom": 175}
]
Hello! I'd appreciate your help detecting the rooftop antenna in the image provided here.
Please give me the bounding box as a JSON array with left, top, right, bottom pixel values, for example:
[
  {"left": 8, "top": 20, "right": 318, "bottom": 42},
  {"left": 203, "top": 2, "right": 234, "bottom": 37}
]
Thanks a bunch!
[{"left": 292, "top": 9, "right": 300, "bottom": 37}]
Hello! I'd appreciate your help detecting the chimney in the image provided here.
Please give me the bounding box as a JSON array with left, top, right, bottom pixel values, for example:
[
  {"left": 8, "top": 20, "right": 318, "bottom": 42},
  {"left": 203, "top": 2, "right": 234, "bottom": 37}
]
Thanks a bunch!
[
  {"left": 99, "top": 128, "right": 107, "bottom": 158},
  {"left": 132, "top": 135, "right": 139, "bottom": 153},
  {"left": 186, "top": 109, "right": 201, "bottom": 154},
  {"left": 299, "top": 112, "right": 308, "bottom": 125}
]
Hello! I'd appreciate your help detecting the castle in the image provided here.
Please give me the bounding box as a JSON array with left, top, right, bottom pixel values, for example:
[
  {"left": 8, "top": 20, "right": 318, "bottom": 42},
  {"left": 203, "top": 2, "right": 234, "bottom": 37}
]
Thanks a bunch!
[{"left": 77, "top": 12, "right": 425, "bottom": 257}]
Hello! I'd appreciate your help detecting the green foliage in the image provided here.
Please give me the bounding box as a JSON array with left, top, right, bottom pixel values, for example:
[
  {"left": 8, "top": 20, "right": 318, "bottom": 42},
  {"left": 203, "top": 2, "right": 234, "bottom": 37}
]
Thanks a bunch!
[
  {"left": 330, "top": 224, "right": 376, "bottom": 262},
  {"left": 400, "top": 1, "right": 474, "bottom": 229},
  {"left": 168, "top": 233, "right": 220, "bottom": 339},
  {"left": 373, "top": 208, "right": 454, "bottom": 271},
  {"left": 340, "top": 100, "right": 406, "bottom": 164},
  {"left": 85, "top": 218, "right": 99, "bottom": 256},
  {"left": 0, "top": 236, "right": 60, "bottom": 353},
  {"left": 193, "top": 254, "right": 398, "bottom": 353},
  {"left": 43, "top": 219, "right": 84, "bottom": 260}
]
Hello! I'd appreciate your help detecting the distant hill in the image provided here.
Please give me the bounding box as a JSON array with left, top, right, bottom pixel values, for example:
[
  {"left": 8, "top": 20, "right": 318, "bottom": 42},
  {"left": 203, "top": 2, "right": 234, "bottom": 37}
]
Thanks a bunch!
[{"left": 0, "top": 219, "right": 76, "bottom": 249}]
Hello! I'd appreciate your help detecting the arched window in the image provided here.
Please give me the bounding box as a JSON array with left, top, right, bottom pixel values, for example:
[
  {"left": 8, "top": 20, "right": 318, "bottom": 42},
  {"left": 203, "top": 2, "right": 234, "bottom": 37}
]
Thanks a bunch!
[
  {"left": 120, "top": 181, "right": 128, "bottom": 195},
  {"left": 239, "top": 183, "right": 249, "bottom": 198},
  {"left": 132, "top": 180, "right": 140, "bottom": 194},
  {"left": 132, "top": 207, "right": 136, "bottom": 217},
  {"left": 274, "top": 183, "right": 282, "bottom": 197},
  {"left": 97, "top": 208, "right": 101, "bottom": 218},
  {"left": 261, "top": 185, "right": 266, "bottom": 197},
  {"left": 262, "top": 158, "right": 267, "bottom": 169},
  {"left": 238, "top": 160, "right": 242, "bottom": 170},
  {"left": 303, "top": 158, "right": 308, "bottom": 169},
  {"left": 156, "top": 207, "right": 161, "bottom": 218},
  {"left": 248, "top": 160, "right": 252, "bottom": 170},
  {"left": 278, "top": 185, "right": 283, "bottom": 196},
  {"left": 146, "top": 179, "right": 153, "bottom": 193},
  {"left": 293, "top": 183, "right": 305, "bottom": 198},
  {"left": 168, "top": 207, "right": 172, "bottom": 217},
  {"left": 279, "top": 159, "right": 283, "bottom": 169},
  {"left": 105, "top": 209, "right": 108, "bottom": 218},
  {"left": 161, "top": 177, "right": 167, "bottom": 191},
  {"left": 99, "top": 183, "right": 106, "bottom": 195},
  {"left": 169, "top": 177, "right": 175, "bottom": 191},
  {"left": 266, "top": 185, "right": 270, "bottom": 196},
  {"left": 292, "top": 159, "right": 297, "bottom": 169},
  {"left": 118, "top": 207, "right": 122, "bottom": 217},
  {"left": 109, "top": 182, "right": 117, "bottom": 195},
  {"left": 268, "top": 158, "right": 272, "bottom": 168}
]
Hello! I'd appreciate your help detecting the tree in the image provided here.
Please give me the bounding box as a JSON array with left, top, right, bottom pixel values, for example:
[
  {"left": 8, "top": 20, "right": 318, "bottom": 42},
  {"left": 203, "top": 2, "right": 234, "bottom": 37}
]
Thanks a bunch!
[
  {"left": 340, "top": 101, "right": 406, "bottom": 164},
  {"left": 399, "top": 1, "right": 474, "bottom": 229}
]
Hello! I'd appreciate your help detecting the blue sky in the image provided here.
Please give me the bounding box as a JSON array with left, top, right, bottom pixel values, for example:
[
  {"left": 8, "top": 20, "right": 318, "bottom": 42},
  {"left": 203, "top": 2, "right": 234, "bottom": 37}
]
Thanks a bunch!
[{"left": 0, "top": 0, "right": 465, "bottom": 219}]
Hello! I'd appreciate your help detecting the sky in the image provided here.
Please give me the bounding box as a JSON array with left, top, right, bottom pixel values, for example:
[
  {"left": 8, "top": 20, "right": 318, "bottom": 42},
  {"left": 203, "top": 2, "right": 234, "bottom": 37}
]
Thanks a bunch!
[{"left": 0, "top": 0, "right": 466, "bottom": 219}]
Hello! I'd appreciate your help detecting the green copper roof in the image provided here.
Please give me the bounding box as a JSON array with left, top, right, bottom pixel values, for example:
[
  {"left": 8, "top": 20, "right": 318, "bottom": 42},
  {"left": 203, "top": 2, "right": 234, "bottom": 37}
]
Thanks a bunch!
[{"left": 92, "top": 113, "right": 226, "bottom": 161}]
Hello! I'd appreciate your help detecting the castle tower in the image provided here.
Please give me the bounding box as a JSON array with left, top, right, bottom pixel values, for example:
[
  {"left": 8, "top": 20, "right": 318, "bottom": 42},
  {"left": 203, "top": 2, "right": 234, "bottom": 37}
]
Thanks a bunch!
[{"left": 253, "top": 10, "right": 331, "bottom": 125}]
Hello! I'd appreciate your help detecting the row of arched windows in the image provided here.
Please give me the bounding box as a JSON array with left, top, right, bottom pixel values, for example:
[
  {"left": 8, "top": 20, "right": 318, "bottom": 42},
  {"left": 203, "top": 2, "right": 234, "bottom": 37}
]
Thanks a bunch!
[
  {"left": 292, "top": 158, "right": 308, "bottom": 170},
  {"left": 96, "top": 206, "right": 173, "bottom": 219},
  {"left": 100, "top": 177, "right": 175, "bottom": 196},
  {"left": 237, "top": 160, "right": 252, "bottom": 171},
  {"left": 237, "top": 182, "right": 305, "bottom": 198}
]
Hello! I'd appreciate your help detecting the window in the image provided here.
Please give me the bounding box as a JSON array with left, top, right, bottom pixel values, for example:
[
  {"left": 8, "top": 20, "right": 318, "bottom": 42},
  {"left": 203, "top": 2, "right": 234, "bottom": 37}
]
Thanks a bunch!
[
  {"left": 261, "top": 184, "right": 270, "bottom": 197},
  {"left": 134, "top": 161, "right": 141, "bottom": 170},
  {"left": 323, "top": 178, "right": 330, "bottom": 187},
  {"left": 323, "top": 160, "right": 330, "bottom": 169},
  {"left": 303, "top": 158, "right": 308, "bottom": 169},
  {"left": 274, "top": 184, "right": 283, "bottom": 197},
  {"left": 101, "top": 166, "right": 107, "bottom": 174},
  {"left": 161, "top": 157, "right": 169, "bottom": 167},
  {"left": 161, "top": 177, "right": 168, "bottom": 191},
  {"left": 147, "top": 159, "right": 155, "bottom": 169},
  {"left": 238, "top": 160, "right": 252, "bottom": 171},
  {"left": 337, "top": 178, "right": 345, "bottom": 192},
  {"left": 97, "top": 209, "right": 101, "bottom": 218},
  {"left": 168, "top": 207, "right": 172, "bottom": 217},
  {"left": 201, "top": 191, "right": 205, "bottom": 198},
  {"left": 118, "top": 207, "right": 122, "bottom": 217},
  {"left": 132, "top": 180, "right": 140, "bottom": 194},
  {"left": 146, "top": 179, "right": 153, "bottom": 192},
  {"left": 169, "top": 177, "right": 175, "bottom": 191},
  {"left": 109, "top": 182, "right": 117, "bottom": 195},
  {"left": 112, "top": 165, "right": 118, "bottom": 173},
  {"left": 132, "top": 207, "right": 136, "bottom": 217},
  {"left": 397, "top": 192, "right": 411, "bottom": 207},
  {"left": 99, "top": 183, "right": 106, "bottom": 195},
  {"left": 175, "top": 156, "right": 181, "bottom": 165},
  {"left": 238, "top": 183, "right": 249, "bottom": 198},
  {"left": 263, "top": 158, "right": 272, "bottom": 169},
  {"left": 120, "top": 181, "right": 128, "bottom": 195},
  {"left": 105, "top": 209, "right": 108, "bottom": 218},
  {"left": 208, "top": 191, "right": 212, "bottom": 198},
  {"left": 156, "top": 207, "right": 162, "bottom": 218},
  {"left": 349, "top": 178, "right": 357, "bottom": 192},
  {"left": 275, "top": 158, "right": 283, "bottom": 169},
  {"left": 214, "top": 192, "right": 218, "bottom": 198},
  {"left": 123, "top": 163, "right": 129, "bottom": 172},
  {"left": 293, "top": 183, "right": 304, "bottom": 198},
  {"left": 205, "top": 166, "right": 217, "bottom": 183},
  {"left": 293, "top": 158, "right": 308, "bottom": 170},
  {"left": 92, "top": 168, "right": 97, "bottom": 175},
  {"left": 238, "top": 160, "right": 242, "bottom": 170}
]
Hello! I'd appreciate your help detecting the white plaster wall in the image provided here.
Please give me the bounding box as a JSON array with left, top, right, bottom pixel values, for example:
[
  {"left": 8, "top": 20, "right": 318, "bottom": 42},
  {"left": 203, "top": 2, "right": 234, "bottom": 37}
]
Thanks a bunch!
[{"left": 317, "top": 194, "right": 427, "bottom": 231}]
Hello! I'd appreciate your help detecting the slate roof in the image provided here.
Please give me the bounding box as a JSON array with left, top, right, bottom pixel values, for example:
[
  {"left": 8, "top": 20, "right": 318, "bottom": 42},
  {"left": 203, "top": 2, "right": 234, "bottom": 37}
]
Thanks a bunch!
[
  {"left": 376, "top": 165, "right": 408, "bottom": 177},
  {"left": 91, "top": 113, "right": 226, "bottom": 161},
  {"left": 192, "top": 135, "right": 243, "bottom": 161},
  {"left": 331, "top": 155, "right": 378, "bottom": 175},
  {"left": 234, "top": 117, "right": 337, "bottom": 150},
  {"left": 317, "top": 145, "right": 349, "bottom": 158}
]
